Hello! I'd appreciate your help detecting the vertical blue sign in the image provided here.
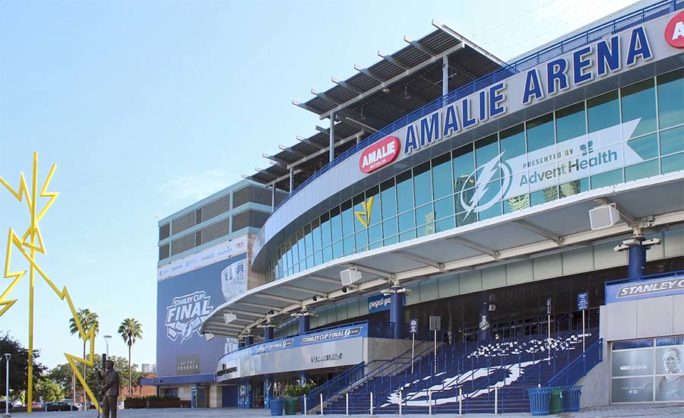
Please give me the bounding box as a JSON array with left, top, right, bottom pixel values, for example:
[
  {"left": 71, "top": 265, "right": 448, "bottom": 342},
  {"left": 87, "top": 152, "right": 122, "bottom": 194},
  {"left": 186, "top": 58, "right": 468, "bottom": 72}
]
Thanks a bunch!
[{"left": 577, "top": 292, "right": 589, "bottom": 310}]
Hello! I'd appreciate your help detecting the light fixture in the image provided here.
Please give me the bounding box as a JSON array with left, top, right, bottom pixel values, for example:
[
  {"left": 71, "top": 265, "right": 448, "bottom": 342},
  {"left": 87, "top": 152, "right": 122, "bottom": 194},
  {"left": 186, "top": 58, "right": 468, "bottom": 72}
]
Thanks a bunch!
[
  {"left": 312, "top": 295, "right": 318, "bottom": 302},
  {"left": 224, "top": 313, "right": 237, "bottom": 324},
  {"left": 340, "top": 268, "right": 362, "bottom": 286},
  {"left": 382, "top": 87, "right": 390, "bottom": 94},
  {"left": 342, "top": 286, "right": 348, "bottom": 293},
  {"left": 403, "top": 85, "right": 411, "bottom": 100}
]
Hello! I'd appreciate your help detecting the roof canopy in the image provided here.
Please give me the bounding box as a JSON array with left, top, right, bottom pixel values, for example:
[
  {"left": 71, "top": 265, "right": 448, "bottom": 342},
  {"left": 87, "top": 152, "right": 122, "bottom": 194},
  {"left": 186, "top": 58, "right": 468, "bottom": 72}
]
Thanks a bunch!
[{"left": 249, "top": 22, "right": 505, "bottom": 191}]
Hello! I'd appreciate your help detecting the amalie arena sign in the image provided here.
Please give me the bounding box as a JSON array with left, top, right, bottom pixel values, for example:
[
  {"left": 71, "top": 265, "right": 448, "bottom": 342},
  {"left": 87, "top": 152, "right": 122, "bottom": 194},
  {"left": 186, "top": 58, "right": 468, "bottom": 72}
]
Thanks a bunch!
[
  {"left": 357, "top": 11, "right": 684, "bottom": 179},
  {"left": 359, "top": 135, "right": 400, "bottom": 173}
]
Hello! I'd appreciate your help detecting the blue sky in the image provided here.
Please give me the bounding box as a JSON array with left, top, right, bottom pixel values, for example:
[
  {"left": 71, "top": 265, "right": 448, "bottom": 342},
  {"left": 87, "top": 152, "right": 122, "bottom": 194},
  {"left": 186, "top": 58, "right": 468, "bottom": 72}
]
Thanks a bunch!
[{"left": 0, "top": 0, "right": 639, "bottom": 369}]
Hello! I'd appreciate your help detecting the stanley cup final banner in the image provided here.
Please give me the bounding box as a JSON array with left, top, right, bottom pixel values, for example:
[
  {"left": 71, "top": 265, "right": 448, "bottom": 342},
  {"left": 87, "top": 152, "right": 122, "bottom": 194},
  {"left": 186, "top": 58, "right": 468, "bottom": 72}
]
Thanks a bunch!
[{"left": 156, "top": 247, "right": 247, "bottom": 377}]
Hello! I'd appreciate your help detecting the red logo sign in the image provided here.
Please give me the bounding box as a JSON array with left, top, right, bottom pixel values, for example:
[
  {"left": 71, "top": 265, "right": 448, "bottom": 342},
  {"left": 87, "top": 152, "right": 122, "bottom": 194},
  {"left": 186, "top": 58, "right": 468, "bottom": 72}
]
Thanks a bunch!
[
  {"left": 665, "top": 11, "right": 684, "bottom": 48},
  {"left": 359, "top": 136, "right": 400, "bottom": 173}
]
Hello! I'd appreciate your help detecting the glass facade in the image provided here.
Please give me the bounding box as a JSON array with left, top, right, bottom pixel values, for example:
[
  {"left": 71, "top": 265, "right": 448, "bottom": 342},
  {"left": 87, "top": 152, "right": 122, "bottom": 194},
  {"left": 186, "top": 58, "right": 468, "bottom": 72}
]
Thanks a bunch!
[{"left": 266, "top": 70, "right": 684, "bottom": 282}]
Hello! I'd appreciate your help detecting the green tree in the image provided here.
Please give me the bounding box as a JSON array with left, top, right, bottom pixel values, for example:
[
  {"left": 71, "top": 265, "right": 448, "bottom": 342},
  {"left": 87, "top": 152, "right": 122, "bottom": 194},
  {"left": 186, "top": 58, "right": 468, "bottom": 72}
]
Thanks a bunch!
[
  {"left": 46, "top": 363, "right": 73, "bottom": 394},
  {"left": 68, "top": 308, "right": 99, "bottom": 404},
  {"left": 0, "top": 333, "right": 46, "bottom": 398},
  {"left": 117, "top": 318, "right": 142, "bottom": 398},
  {"left": 35, "top": 377, "right": 64, "bottom": 402}
]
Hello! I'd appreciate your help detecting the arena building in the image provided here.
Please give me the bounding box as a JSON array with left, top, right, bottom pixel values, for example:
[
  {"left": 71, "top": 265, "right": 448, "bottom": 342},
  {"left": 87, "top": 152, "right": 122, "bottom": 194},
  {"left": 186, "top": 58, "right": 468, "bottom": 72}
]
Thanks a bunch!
[
  {"left": 148, "top": 180, "right": 285, "bottom": 407},
  {"left": 153, "top": 0, "right": 684, "bottom": 412}
]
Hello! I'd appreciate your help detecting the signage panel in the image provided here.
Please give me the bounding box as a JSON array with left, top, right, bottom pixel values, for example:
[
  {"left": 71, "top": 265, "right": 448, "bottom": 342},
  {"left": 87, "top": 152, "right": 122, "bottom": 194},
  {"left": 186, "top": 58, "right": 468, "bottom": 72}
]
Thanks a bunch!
[
  {"left": 577, "top": 292, "right": 589, "bottom": 311},
  {"left": 217, "top": 336, "right": 365, "bottom": 381},
  {"left": 409, "top": 319, "right": 418, "bottom": 334},
  {"left": 156, "top": 253, "right": 248, "bottom": 377},
  {"left": 359, "top": 136, "right": 400, "bottom": 173},
  {"left": 368, "top": 294, "right": 392, "bottom": 313},
  {"left": 605, "top": 275, "right": 684, "bottom": 303}
]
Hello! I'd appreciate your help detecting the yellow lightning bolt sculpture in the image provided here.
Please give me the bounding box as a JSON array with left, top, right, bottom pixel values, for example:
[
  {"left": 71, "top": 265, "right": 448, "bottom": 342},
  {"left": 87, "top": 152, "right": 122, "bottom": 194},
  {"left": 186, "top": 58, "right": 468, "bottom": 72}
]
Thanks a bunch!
[{"left": 0, "top": 152, "right": 101, "bottom": 414}]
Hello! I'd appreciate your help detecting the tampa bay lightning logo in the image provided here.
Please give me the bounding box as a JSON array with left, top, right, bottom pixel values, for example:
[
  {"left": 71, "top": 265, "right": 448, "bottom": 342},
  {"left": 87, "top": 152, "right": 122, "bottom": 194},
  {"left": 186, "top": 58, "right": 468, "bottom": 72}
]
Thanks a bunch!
[{"left": 459, "top": 152, "right": 512, "bottom": 216}]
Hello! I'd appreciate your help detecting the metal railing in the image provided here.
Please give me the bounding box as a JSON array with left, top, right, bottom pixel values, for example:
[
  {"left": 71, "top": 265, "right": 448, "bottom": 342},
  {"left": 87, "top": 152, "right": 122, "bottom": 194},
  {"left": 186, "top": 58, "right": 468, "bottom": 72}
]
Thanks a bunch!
[
  {"left": 273, "top": 0, "right": 681, "bottom": 213},
  {"left": 548, "top": 337, "right": 604, "bottom": 387},
  {"left": 305, "top": 361, "right": 365, "bottom": 410}
]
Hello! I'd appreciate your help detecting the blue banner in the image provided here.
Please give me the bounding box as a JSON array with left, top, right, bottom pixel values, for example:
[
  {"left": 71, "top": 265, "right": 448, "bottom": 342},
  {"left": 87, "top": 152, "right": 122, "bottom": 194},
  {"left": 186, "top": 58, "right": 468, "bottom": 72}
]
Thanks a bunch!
[
  {"left": 605, "top": 274, "right": 684, "bottom": 304},
  {"left": 248, "top": 323, "right": 368, "bottom": 355},
  {"left": 367, "top": 294, "right": 392, "bottom": 313},
  {"left": 156, "top": 254, "right": 247, "bottom": 377}
]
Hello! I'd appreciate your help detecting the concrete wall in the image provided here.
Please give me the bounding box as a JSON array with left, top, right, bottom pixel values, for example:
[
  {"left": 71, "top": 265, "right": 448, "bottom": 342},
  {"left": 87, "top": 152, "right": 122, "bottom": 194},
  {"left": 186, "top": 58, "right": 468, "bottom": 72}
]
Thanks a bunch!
[
  {"left": 366, "top": 338, "right": 414, "bottom": 363},
  {"left": 208, "top": 384, "right": 222, "bottom": 408},
  {"left": 578, "top": 342, "right": 611, "bottom": 408}
]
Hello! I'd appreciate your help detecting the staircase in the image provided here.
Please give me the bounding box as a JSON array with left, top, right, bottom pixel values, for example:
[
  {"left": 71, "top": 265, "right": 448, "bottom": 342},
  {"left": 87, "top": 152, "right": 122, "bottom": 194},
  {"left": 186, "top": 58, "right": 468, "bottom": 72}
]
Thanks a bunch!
[{"left": 319, "top": 329, "right": 599, "bottom": 414}]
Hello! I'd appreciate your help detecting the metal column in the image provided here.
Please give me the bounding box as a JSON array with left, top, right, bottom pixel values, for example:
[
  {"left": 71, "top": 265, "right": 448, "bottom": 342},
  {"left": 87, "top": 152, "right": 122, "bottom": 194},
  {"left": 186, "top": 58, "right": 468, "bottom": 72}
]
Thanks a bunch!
[
  {"left": 329, "top": 113, "right": 335, "bottom": 162},
  {"left": 390, "top": 292, "right": 403, "bottom": 339}
]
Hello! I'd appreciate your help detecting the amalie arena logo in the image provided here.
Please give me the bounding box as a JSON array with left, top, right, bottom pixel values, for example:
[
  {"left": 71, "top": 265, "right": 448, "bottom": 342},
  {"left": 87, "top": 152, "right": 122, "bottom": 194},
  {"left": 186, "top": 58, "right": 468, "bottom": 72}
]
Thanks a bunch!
[
  {"left": 359, "top": 136, "right": 401, "bottom": 173},
  {"left": 665, "top": 11, "right": 684, "bottom": 48}
]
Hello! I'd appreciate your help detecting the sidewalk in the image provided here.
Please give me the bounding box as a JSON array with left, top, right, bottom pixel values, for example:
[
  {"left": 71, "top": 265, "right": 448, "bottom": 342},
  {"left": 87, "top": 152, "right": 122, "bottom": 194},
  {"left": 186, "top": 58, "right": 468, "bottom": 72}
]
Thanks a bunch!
[{"left": 6, "top": 403, "right": 683, "bottom": 417}]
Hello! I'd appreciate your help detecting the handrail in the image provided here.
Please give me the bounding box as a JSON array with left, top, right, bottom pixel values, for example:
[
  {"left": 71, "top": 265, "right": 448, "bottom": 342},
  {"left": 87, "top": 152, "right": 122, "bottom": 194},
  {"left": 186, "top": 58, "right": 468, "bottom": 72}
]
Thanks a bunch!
[
  {"left": 306, "top": 361, "right": 365, "bottom": 406},
  {"left": 273, "top": 0, "right": 681, "bottom": 212},
  {"left": 548, "top": 337, "right": 603, "bottom": 387}
]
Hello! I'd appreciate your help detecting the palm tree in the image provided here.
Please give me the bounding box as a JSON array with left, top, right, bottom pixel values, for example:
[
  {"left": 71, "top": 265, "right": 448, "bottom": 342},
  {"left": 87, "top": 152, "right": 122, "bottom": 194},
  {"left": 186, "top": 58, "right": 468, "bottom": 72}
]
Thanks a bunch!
[
  {"left": 68, "top": 308, "right": 99, "bottom": 404},
  {"left": 118, "top": 318, "right": 142, "bottom": 398}
]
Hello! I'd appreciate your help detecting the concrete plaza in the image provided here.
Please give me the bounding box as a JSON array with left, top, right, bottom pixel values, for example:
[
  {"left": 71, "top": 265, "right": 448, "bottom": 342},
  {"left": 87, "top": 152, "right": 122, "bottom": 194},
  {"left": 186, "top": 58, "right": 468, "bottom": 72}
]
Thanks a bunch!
[{"left": 5, "top": 403, "right": 684, "bottom": 417}]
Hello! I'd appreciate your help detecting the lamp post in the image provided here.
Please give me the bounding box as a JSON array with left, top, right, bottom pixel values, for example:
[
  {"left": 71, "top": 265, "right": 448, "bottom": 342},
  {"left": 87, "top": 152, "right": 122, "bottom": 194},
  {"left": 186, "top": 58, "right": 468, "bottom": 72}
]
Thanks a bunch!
[
  {"left": 4, "top": 353, "right": 10, "bottom": 418},
  {"left": 104, "top": 335, "right": 112, "bottom": 359}
]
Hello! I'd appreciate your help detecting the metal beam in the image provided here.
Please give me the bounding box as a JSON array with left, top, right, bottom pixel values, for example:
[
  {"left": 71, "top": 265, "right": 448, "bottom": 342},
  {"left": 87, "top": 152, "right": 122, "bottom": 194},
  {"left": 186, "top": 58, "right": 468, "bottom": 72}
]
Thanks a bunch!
[
  {"left": 240, "top": 301, "right": 276, "bottom": 310},
  {"left": 320, "top": 43, "right": 466, "bottom": 120},
  {"left": 354, "top": 64, "right": 386, "bottom": 83},
  {"left": 344, "top": 117, "right": 379, "bottom": 133},
  {"left": 331, "top": 77, "right": 364, "bottom": 94},
  {"left": 378, "top": 51, "right": 410, "bottom": 70},
  {"left": 514, "top": 220, "right": 563, "bottom": 244},
  {"left": 278, "top": 144, "right": 307, "bottom": 158},
  {"left": 307, "top": 275, "right": 341, "bottom": 285},
  {"left": 287, "top": 132, "right": 364, "bottom": 169},
  {"left": 345, "top": 263, "right": 394, "bottom": 280},
  {"left": 393, "top": 250, "right": 445, "bottom": 271},
  {"left": 297, "top": 135, "right": 326, "bottom": 150},
  {"left": 263, "top": 169, "right": 303, "bottom": 188},
  {"left": 292, "top": 99, "right": 321, "bottom": 114},
  {"left": 448, "top": 237, "right": 499, "bottom": 259},
  {"left": 404, "top": 36, "right": 435, "bottom": 57},
  {"left": 283, "top": 284, "right": 328, "bottom": 297},
  {"left": 432, "top": 20, "right": 508, "bottom": 68},
  {"left": 227, "top": 310, "right": 264, "bottom": 318},
  {"left": 252, "top": 293, "right": 300, "bottom": 304},
  {"left": 311, "top": 89, "right": 343, "bottom": 105}
]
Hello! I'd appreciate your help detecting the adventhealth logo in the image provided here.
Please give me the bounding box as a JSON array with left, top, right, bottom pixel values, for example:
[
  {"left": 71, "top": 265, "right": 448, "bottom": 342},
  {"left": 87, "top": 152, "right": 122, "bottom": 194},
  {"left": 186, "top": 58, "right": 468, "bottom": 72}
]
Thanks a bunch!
[
  {"left": 459, "top": 120, "right": 641, "bottom": 215},
  {"left": 165, "top": 291, "right": 214, "bottom": 343}
]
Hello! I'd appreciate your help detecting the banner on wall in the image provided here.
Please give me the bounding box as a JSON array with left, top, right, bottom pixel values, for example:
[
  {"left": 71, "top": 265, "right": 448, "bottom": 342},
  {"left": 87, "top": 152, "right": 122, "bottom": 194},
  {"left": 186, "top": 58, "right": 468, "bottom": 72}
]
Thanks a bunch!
[
  {"left": 156, "top": 253, "right": 248, "bottom": 377},
  {"left": 611, "top": 342, "right": 684, "bottom": 403},
  {"left": 605, "top": 274, "right": 684, "bottom": 303}
]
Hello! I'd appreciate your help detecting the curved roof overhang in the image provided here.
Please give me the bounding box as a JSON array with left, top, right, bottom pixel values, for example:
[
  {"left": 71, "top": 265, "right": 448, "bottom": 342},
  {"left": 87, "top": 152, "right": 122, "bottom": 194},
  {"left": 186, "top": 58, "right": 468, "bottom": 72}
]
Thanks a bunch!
[{"left": 201, "top": 172, "right": 684, "bottom": 339}]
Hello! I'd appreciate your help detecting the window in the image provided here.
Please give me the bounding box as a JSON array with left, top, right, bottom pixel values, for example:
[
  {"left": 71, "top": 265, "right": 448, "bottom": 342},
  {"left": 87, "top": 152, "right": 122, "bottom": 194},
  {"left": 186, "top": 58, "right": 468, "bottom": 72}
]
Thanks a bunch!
[
  {"left": 657, "top": 69, "right": 684, "bottom": 129},
  {"left": 526, "top": 113, "right": 554, "bottom": 152},
  {"left": 588, "top": 91, "right": 620, "bottom": 133},
  {"left": 413, "top": 163, "right": 432, "bottom": 206},
  {"left": 622, "top": 79, "right": 656, "bottom": 137},
  {"left": 555, "top": 103, "right": 586, "bottom": 142},
  {"left": 159, "top": 223, "right": 170, "bottom": 241}
]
